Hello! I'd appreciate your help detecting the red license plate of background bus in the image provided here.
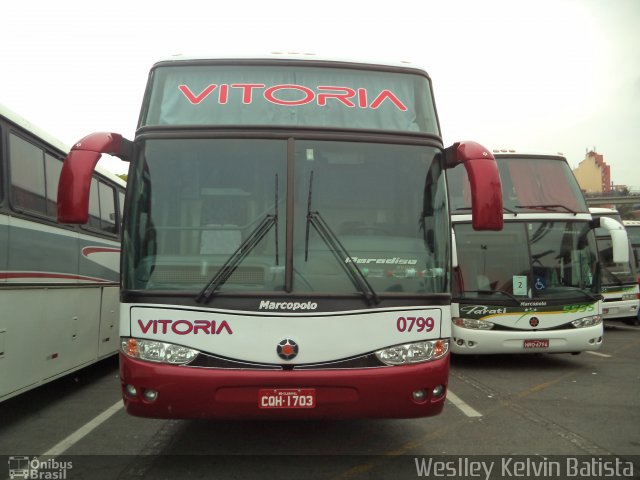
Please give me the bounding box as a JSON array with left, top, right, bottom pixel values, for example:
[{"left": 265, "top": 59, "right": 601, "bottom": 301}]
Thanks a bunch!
[
  {"left": 523, "top": 339, "right": 549, "bottom": 348},
  {"left": 259, "top": 388, "right": 316, "bottom": 409}
]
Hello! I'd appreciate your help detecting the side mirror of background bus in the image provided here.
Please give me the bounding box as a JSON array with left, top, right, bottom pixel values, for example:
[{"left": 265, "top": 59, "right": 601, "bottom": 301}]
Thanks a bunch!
[
  {"left": 594, "top": 216, "right": 630, "bottom": 264},
  {"left": 57, "top": 132, "right": 132, "bottom": 224},
  {"left": 445, "top": 141, "right": 503, "bottom": 231}
]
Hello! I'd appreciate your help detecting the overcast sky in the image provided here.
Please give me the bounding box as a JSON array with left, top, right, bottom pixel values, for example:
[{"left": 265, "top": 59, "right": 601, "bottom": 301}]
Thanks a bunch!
[{"left": 2, "top": 0, "right": 639, "bottom": 189}]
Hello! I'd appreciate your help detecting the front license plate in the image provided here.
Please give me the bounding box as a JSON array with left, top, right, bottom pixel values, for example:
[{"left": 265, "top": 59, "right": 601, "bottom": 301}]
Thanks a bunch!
[
  {"left": 524, "top": 339, "right": 549, "bottom": 349},
  {"left": 258, "top": 388, "right": 316, "bottom": 409}
]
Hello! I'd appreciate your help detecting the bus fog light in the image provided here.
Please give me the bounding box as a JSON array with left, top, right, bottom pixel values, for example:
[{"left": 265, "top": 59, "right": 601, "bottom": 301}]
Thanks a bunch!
[
  {"left": 124, "top": 384, "right": 137, "bottom": 398},
  {"left": 432, "top": 385, "right": 445, "bottom": 398},
  {"left": 412, "top": 389, "right": 427, "bottom": 402},
  {"left": 143, "top": 389, "right": 158, "bottom": 402}
]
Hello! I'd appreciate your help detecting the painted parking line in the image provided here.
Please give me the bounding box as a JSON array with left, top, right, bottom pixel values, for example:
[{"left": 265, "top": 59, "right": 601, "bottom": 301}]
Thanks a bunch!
[
  {"left": 42, "top": 400, "right": 123, "bottom": 456},
  {"left": 585, "top": 350, "right": 612, "bottom": 358},
  {"left": 446, "top": 389, "right": 482, "bottom": 417}
]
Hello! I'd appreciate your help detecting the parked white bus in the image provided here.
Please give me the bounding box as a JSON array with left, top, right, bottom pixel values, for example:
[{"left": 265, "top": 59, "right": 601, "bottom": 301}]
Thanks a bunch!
[
  {"left": 590, "top": 208, "right": 640, "bottom": 322},
  {"left": 447, "top": 151, "right": 629, "bottom": 354},
  {"left": 0, "top": 103, "right": 126, "bottom": 402},
  {"left": 622, "top": 219, "right": 640, "bottom": 325}
]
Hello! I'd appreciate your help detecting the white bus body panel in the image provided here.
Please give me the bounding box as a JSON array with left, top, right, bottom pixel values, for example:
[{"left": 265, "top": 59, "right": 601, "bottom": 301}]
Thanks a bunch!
[
  {"left": 450, "top": 302, "right": 603, "bottom": 354},
  {"left": 121, "top": 304, "right": 450, "bottom": 364}
]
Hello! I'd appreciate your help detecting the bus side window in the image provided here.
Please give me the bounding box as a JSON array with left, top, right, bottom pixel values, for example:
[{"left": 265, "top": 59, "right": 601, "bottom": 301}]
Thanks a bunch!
[
  {"left": 86, "top": 177, "right": 119, "bottom": 235},
  {"left": 9, "top": 133, "right": 47, "bottom": 214}
]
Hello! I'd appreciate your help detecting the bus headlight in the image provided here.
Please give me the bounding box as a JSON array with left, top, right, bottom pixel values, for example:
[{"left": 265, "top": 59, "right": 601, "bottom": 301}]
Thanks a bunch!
[
  {"left": 375, "top": 339, "right": 449, "bottom": 365},
  {"left": 121, "top": 337, "right": 199, "bottom": 364},
  {"left": 571, "top": 315, "right": 602, "bottom": 328},
  {"left": 622, "top": 293, "right": 636, "bottom": 301},
  {"left": 453, "top": 317, "right": 495, "bottom": 330}
]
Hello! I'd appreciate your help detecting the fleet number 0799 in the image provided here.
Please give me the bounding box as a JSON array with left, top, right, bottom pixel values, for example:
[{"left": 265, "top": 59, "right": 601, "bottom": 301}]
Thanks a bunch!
[{"left": 397, "top": 316, "right": 435, "bottom": 333}]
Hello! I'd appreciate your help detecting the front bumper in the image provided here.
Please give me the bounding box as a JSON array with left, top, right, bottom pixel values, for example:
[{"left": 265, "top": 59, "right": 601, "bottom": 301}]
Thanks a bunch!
[{"left": 119, "top": 352, "right": 449, "bottom": 419}]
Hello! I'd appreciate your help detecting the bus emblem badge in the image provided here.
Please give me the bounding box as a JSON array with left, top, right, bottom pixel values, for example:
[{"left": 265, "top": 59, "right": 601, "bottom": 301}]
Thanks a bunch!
[
  {"left": 529, "top": 317, "right": 540, "bottom": 327},
  {"left": 277, "top": 339, "right": 299, "bottom": 360}
]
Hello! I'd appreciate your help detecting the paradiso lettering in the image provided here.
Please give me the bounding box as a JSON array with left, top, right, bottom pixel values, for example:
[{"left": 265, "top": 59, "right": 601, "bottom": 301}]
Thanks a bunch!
[
  {"left": 137, "top": 319, "right": 233, "bottom": 335},
  {"left": 178, "top": 84, "right": 409, "bottom": 111}
]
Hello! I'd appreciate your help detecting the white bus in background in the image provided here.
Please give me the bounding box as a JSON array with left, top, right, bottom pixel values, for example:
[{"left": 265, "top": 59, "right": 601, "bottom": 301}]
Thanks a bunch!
[
  {"left": 447, "top": 151, "right": 630, "bottom": 355},
  {"left": 623, "top": 220, "right": 640, "bottom": 271},
  {"left": 56, "top": 54, "right": 504, "bottom": 419},
  {"left": 590, "top": 208, "right": 640, "bottom": 323},
  {"left": 0, "top": 103, "right": 126, "bottom": 402},
  {"left": 622, "top": 219, "right": 640, "bottom": 326}
]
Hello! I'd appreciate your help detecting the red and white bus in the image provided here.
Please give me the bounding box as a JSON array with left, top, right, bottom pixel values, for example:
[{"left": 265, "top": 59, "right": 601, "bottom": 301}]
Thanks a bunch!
[{"left": 57, "top": 54, "right": 503, "bottom": 419}]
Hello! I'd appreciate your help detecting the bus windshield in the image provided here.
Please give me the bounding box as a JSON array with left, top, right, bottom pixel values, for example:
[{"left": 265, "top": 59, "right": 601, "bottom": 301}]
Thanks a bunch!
[
  {"left": 448, "top": 155, "right": 588, "bottom": 213},
  {"left": 124, "top": 138, "right": 449, "bottom": 296},
  {"left": 454, "top": 221, "right": 598, "bottom": 300},
  {"left": 594, "top": 238, "right": 636, "bottom": 285},
  {"left": 142, "top": 64, "right": 439, "bottom": 134}
]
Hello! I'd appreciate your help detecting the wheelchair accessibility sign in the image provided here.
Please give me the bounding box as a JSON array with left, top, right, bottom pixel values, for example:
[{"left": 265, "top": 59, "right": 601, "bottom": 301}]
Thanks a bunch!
[{"left": 534, "top": 276, "right": 547, "bottom": 291}]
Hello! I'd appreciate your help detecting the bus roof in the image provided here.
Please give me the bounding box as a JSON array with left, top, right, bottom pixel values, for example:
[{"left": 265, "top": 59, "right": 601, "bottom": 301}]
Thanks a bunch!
[
  {"left": 491, "top": 149, "right": 566, "bottom": 160},
  {"left": 152, "top": 53, "right": 430, "bottom": 74},
  {"left": 0, "top": 102, "right": 125, "bottom": 188},
  {"left": 0, "top": 102, "right": 70, "bottom": 154},
  {"left": 589, "top": 207, "right": 619, "bottom": 214}
]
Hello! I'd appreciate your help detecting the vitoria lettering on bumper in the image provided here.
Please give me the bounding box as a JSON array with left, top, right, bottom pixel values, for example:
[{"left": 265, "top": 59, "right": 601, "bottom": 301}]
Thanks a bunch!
[{"left": 137, "top": 319, "right": 233, "bottom": 335}]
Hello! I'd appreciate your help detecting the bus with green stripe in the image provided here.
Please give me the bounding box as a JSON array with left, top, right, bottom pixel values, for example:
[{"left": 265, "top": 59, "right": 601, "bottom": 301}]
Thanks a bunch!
[
  {"left": 447, "top": 150, "right": 629, "bottom": 354},
  {"left": 590, "top": 208, "right": 639, "bottom": 323}
]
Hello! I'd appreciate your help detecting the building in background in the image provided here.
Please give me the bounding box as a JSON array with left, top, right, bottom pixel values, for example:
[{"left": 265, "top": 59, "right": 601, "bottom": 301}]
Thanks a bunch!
[{"left": 573, "top": 150, "right": 611, "bottom": 194}]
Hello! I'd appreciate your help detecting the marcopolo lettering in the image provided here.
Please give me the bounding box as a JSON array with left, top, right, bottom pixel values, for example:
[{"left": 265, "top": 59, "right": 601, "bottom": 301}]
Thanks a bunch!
[
  {"left": 137, "top": 319, "right": 233, "bottom": 335},
  {"left": 178, "top": 83, "right": 408, "bottom": 111},
  {"left": 259, "top": 300, "right": 318, "bottom": 311}
]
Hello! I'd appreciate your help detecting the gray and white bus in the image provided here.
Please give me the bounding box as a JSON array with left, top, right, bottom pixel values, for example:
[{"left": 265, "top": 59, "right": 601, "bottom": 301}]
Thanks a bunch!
[
  {"left": 0, "top": 103, "right": 125, "bottom": 402},
  {"left": 590, "top": 208, "right": 639, "bottom": 322}
]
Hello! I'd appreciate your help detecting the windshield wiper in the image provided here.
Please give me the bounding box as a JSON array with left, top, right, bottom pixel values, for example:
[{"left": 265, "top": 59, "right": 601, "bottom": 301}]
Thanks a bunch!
[
  {"left": 305, "top": 171, "right": 380, "bottom": 306},
  {"left": 455, "top": 206, "right": 518, "bottom": 215},
  {"left": 196, "top": 175, "right": 279, "bottom": 303},
  {"left": 463, "top": 289, "right": 520, "bottom": 302},
  {"left": 515, "top": 204, "right": 577, "bottom": 214}
]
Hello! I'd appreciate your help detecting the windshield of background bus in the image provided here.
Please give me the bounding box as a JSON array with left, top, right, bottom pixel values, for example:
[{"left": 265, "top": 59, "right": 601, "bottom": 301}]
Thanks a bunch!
[
  {"left": 454, "top": 221, "right": 598, "bottom": 299},
  {"left": 447, "top": 156, "right": 589, "bottom": 213},
  {"left": 142, "top": 65, "right": 439, "bottom": 135}
]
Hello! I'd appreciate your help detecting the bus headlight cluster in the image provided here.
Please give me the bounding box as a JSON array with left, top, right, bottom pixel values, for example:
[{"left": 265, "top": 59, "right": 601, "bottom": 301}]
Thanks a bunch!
[
  {"left": 571, "top": 315, "right": 602, "bottom": 328},
  {"left": 375, "top": 339, "right": 449, "bottom": 365},
  {"left": 622, "top": 293, "right": 636, "bottom": 301},
  {"left": 121, "top": 337, "right": 199, "bottom": 364},
  {"left": 452, "top": 317, "right": 494, "bottom": 330}
]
